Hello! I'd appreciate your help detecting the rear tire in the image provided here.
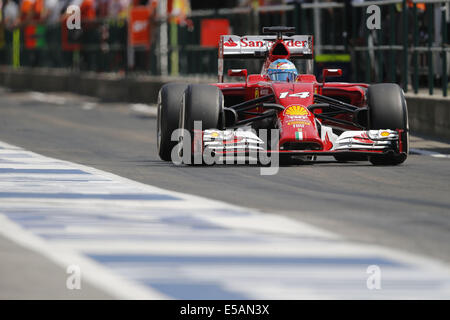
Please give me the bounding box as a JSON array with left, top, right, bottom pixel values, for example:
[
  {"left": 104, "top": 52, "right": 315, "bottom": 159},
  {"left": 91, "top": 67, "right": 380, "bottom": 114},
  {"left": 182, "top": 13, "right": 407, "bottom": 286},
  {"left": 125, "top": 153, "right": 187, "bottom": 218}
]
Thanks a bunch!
[
  {"left": 367, "top": 83, "right": 409, "bottom": 166},
  {"left": 180, "top": 84, "right": 224, "bottom": 165},
  {"left": 157, "top": 83, "right": 188, "bottom": 161}
]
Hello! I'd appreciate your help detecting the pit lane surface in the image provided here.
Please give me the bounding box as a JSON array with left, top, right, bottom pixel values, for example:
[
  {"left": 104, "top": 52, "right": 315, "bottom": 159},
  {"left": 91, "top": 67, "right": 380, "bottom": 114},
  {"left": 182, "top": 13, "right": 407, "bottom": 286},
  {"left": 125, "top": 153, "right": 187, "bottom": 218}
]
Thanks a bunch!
[{"left": 0, "top": 88, "right": 450, "bottom": 298}]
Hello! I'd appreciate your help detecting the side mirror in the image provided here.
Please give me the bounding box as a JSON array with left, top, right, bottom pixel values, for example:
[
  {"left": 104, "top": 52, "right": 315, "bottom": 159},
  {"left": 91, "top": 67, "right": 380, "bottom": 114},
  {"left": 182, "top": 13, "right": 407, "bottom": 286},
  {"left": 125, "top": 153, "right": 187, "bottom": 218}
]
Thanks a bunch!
[
  {"left": 228, "top": 69, "right": 248, "bottom": 79},
  {"left": 322, "top": 68, "right": 342, "bottom": 84}
]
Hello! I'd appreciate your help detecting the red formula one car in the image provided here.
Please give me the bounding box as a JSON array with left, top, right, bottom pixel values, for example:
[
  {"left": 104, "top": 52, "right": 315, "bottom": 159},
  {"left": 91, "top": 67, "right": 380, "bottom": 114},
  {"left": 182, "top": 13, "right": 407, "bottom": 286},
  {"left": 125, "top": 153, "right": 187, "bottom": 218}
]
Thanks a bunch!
[{"left": 157, "top": 27, "right": 408, "bottom": 166}]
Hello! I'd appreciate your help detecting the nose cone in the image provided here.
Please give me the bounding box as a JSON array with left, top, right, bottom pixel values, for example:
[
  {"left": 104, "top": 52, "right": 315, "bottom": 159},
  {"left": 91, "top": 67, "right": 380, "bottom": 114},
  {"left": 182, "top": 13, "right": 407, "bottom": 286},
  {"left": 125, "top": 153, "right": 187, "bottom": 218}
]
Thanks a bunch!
[
  {"left": 272, "top": 82, "right": 323, "bottom": 151},
  {"left": 280, "top": 105, "right": 321, "bottom": 147}
]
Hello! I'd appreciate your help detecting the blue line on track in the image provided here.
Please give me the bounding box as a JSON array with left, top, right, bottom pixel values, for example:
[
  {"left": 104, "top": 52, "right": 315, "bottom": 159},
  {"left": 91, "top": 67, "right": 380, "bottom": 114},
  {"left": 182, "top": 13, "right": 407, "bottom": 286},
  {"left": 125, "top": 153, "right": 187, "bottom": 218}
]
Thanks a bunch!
[
  {"left": 0, "top": 168, "right": 90, "bottom": 174},
  {"left": 144, "top": 282, "right": 248, "bottom": 300},
  {"left": 0, "top": 192, "right": 180, "bottom": 200},
  {"left": 88, "top": 254, "right": 405, "bottom": 267},
  {"left": 0, "top": 153, "right": 34, "bottom": 158}
]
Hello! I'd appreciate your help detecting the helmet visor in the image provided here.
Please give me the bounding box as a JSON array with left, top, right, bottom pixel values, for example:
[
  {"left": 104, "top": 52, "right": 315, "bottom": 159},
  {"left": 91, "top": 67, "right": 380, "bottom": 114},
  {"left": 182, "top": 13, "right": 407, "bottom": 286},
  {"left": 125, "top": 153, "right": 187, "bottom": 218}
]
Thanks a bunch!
[{"left": 268, "top": 71, "right": 297, "bottom": 82}]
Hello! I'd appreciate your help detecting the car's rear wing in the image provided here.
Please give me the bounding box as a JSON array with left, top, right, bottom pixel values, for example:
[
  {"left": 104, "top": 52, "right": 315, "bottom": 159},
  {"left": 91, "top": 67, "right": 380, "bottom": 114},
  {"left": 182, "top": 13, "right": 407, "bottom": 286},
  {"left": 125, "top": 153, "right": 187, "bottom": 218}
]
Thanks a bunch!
[
  {"left": 219, "top": 35, "right": 313, "bottom": 59},
  {"left": 218, "top": 34, "right": 313, "bottom": 82}
]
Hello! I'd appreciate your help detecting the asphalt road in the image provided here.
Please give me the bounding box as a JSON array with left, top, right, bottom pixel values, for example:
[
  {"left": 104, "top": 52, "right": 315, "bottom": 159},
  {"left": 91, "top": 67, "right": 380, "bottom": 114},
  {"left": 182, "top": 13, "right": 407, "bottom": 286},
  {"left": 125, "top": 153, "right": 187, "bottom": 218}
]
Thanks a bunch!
[{"left": 0, "top": 88, "right": 449, "bottom": 297}]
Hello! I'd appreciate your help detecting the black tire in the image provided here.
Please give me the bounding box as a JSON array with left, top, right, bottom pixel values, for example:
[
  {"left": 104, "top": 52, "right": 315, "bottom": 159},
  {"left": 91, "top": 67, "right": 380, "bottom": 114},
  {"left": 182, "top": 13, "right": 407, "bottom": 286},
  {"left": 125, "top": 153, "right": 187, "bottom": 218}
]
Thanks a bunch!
[
  {"left": 157, "top": 83, "right": 188, "bottom": 161},
  {"left": 180, "top": 84, "right": 224, "bottom": 165},
  {"left": 367, "top": 83, "right": 409, "bottom": 166}
]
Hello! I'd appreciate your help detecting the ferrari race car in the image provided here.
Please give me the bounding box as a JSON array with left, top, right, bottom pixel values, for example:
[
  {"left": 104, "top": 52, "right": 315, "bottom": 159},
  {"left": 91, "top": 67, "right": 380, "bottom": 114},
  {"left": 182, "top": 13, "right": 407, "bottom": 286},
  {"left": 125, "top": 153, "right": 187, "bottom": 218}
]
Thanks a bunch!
[{"left": 157, "top": 26, "right": 408, "bottom": 166}]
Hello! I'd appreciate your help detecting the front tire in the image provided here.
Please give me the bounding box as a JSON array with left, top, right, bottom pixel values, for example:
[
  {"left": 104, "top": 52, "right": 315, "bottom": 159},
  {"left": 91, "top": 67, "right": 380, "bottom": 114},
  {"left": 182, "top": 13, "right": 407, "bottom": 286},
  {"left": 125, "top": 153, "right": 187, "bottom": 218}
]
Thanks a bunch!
[
  {"left": 157, "top": 83, "right": 188, "bottom": 161},
  {"left": 180, "top": 84, "right": 224, "bottom": 165},
  {"left": 367, "top": 83, "right": 409, "bottom": 166}
]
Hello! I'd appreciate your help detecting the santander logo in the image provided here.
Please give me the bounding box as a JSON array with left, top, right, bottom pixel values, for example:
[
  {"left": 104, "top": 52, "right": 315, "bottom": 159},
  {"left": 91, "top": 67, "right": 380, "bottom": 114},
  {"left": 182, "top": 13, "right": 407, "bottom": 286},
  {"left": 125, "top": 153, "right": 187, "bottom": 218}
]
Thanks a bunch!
[
  {"left": 239, "top": 37, "right": 307, "bottom": 48},
  {"left": 224, "top": 38, "right": 238, "bottom": 47},
  {"left": 222, "top": 36, "right": 310, "bottom": 51}
]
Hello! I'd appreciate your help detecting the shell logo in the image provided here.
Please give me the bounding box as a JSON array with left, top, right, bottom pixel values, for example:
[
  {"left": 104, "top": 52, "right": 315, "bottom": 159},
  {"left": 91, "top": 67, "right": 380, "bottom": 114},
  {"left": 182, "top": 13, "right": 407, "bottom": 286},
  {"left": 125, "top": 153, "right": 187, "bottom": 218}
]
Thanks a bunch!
[{"left": 284, "top": 105, "right": 309, "bottom": 116}]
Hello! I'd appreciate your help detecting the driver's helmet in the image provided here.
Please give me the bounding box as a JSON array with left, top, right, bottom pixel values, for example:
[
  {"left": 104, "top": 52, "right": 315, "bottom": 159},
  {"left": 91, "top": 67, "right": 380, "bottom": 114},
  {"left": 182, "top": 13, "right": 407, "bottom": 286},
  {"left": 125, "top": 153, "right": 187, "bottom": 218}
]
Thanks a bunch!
[{"left": 267, "top": 59, "right": 298, "bottom": 82}]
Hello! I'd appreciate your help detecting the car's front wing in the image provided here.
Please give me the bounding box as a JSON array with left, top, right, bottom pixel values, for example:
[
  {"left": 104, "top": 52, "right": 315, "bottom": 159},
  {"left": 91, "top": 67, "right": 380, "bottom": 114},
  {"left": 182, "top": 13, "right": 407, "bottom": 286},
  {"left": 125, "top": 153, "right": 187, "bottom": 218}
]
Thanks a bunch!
[{"left": 194, "top": 128, "right": 405, "bottom": 157}]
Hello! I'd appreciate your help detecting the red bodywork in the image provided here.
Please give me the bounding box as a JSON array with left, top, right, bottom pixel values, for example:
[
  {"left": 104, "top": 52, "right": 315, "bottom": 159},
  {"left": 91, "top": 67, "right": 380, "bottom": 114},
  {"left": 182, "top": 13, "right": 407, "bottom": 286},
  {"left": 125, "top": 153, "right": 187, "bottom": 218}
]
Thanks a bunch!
[
  {"left": 177, "top": 31, "right": 406, "bottom": 163},
  {"left": 210, "top": 64, "right": 369, "bottom": 152},
  {"left": 192, "top": 34, "right": 403, "bottom": 157}
]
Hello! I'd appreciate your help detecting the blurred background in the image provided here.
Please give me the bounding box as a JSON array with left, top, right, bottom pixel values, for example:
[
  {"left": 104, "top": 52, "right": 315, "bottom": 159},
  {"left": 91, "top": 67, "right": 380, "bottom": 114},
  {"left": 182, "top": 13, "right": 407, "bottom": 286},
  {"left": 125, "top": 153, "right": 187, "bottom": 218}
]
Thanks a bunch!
[{"left": 0, "top": 0, "right": 448, "bottom": 96}]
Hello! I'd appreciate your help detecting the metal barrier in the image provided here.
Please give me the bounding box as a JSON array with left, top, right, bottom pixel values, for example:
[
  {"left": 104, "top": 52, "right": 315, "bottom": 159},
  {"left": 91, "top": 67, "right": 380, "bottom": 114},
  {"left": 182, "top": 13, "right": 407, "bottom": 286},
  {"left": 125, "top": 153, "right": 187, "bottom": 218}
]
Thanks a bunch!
[
  {"left": 0, "top": 1, "right": 449, "bottom": 96},
  {"left": 410, "top": 0, "right": 449, "bottom": 96},
  {"left": 351, "top": 1, "right": 407, "bottom": 89},
  {"left": 0, "top": 18, "right": 129, "bottom": 72}
]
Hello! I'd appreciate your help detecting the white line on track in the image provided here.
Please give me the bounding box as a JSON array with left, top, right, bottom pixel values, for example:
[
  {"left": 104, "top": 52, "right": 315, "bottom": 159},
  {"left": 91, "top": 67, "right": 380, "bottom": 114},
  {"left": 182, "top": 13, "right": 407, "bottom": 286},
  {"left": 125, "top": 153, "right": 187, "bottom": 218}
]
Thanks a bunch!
[
  {"left": 0, "top": 140, "right": 450, "bottom": 299},
  {"left": 0, "top": 215, "right": 168, "bottom": 299}
]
